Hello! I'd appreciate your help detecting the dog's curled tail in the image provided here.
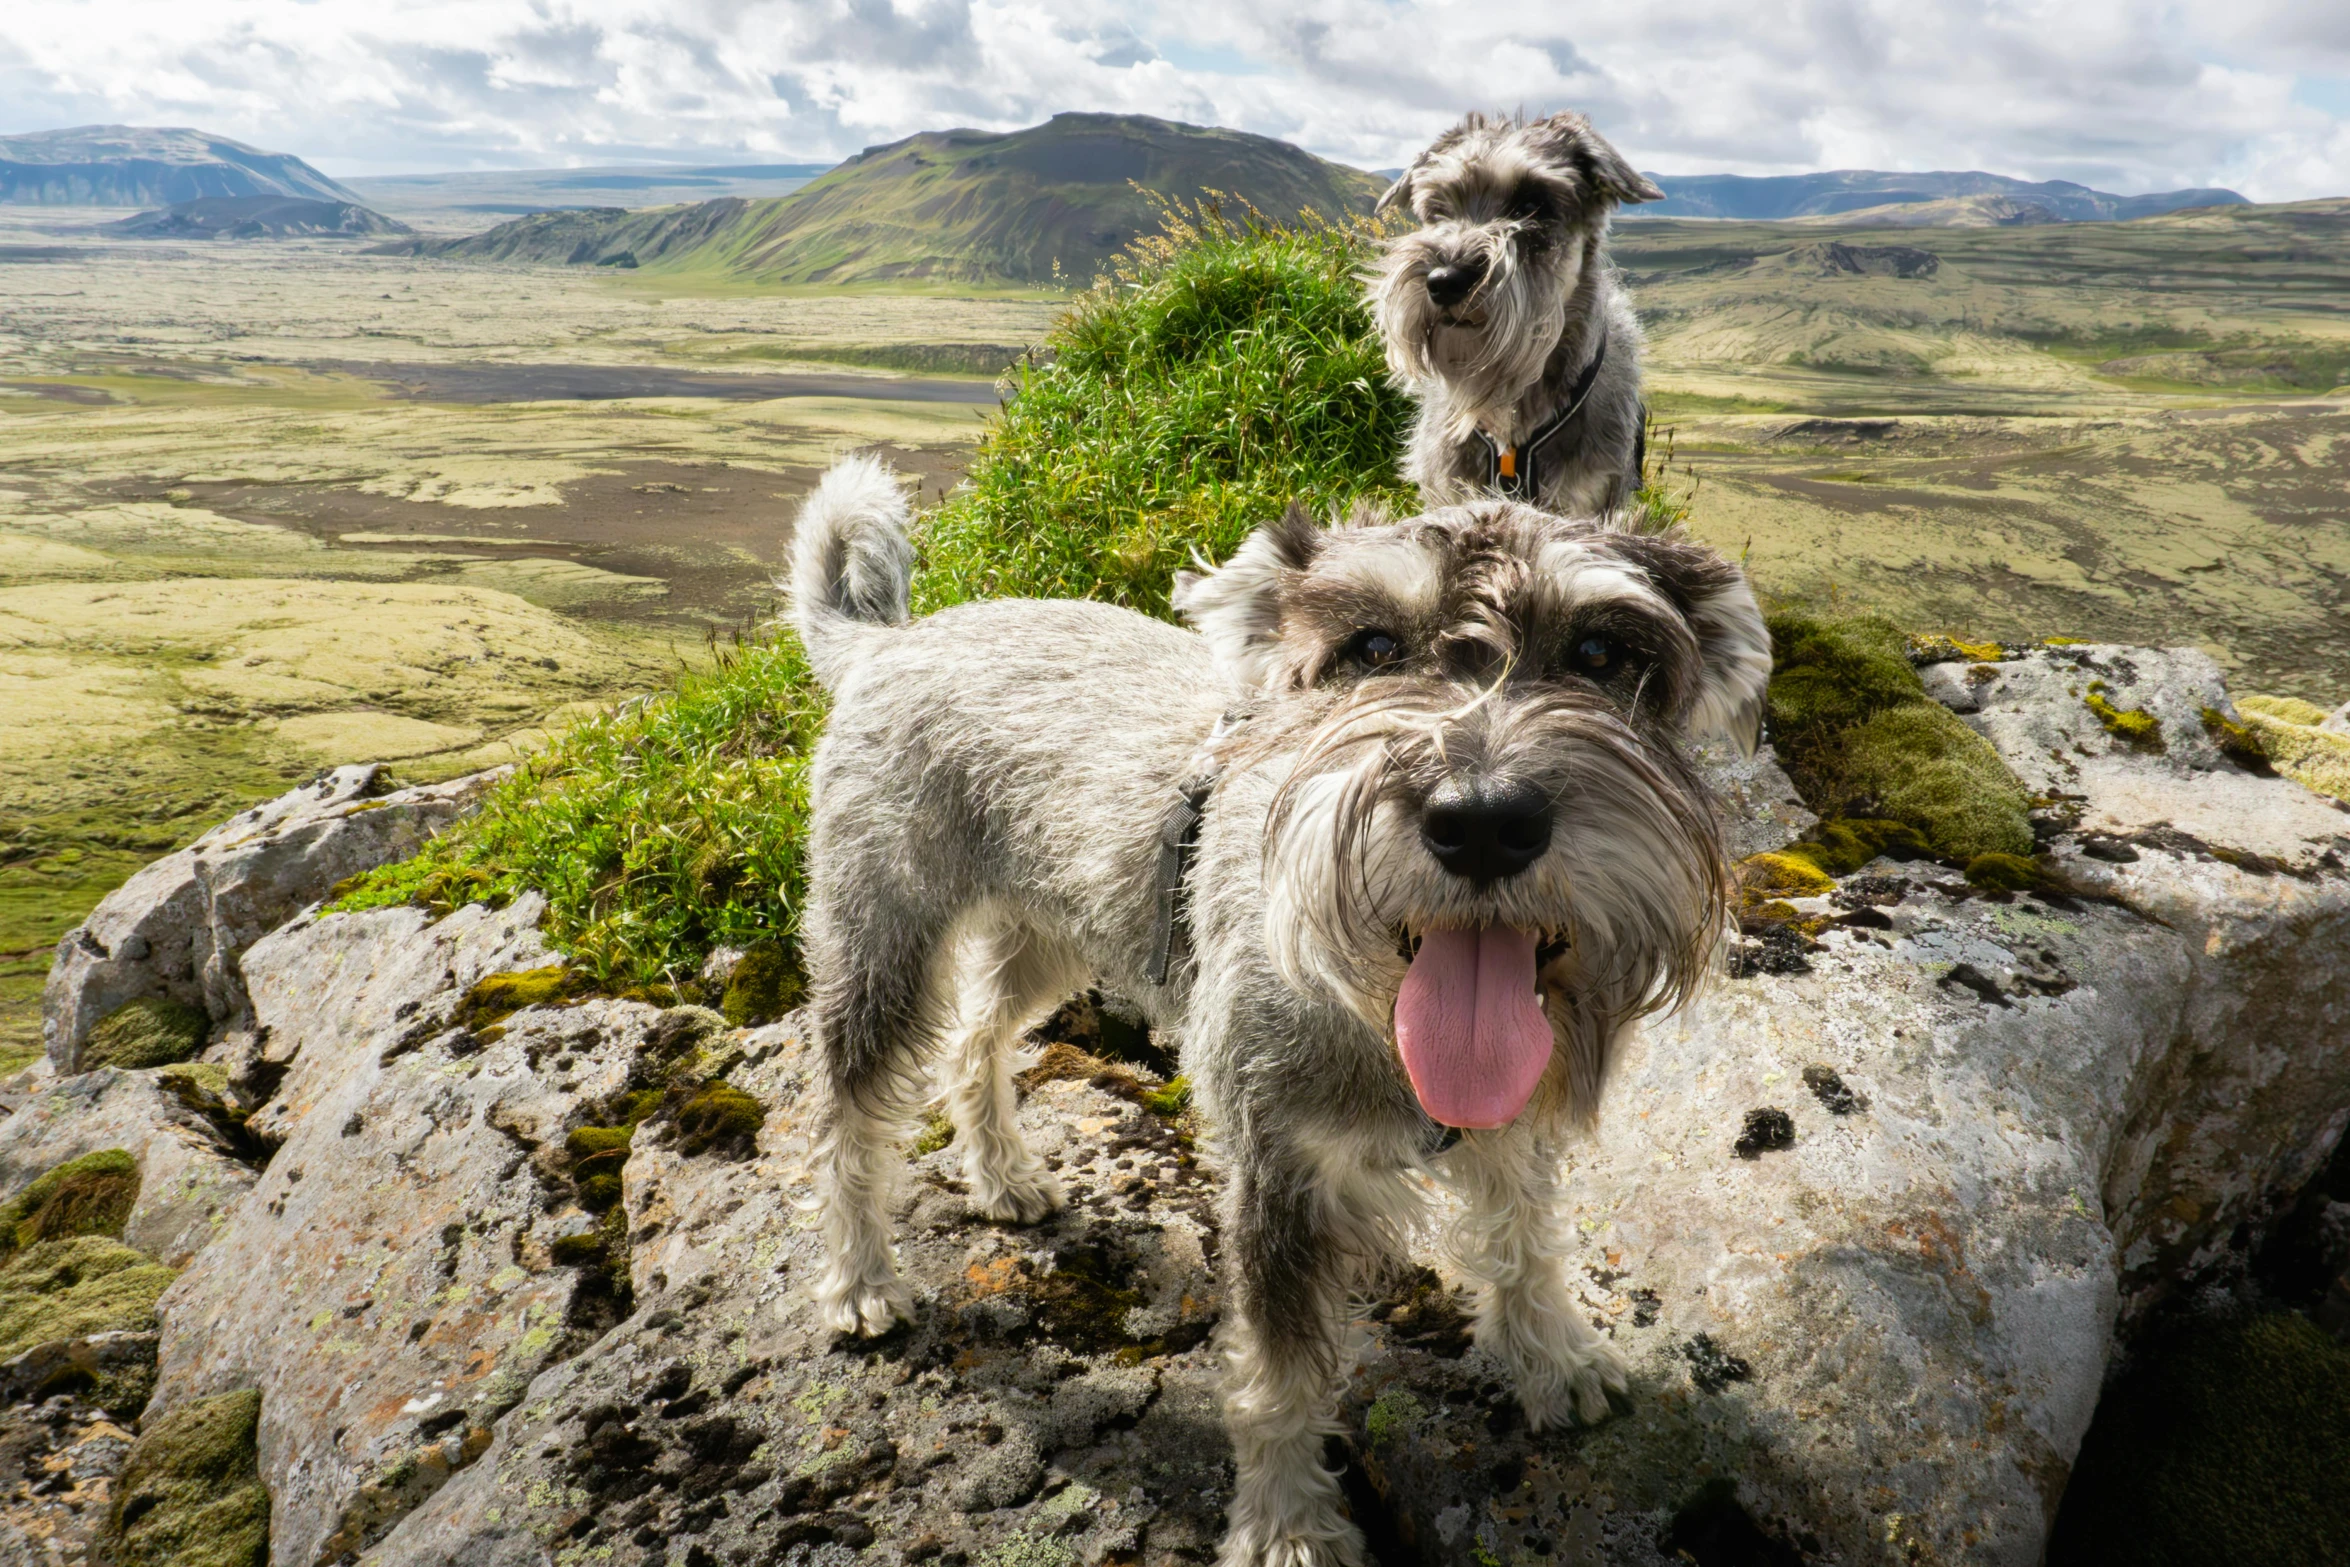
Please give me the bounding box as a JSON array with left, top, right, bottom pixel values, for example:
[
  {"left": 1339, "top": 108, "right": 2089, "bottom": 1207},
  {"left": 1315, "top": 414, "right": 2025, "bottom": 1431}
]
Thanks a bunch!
[{"left": 789, "top": 455, "right": 915, "bottom": 687}]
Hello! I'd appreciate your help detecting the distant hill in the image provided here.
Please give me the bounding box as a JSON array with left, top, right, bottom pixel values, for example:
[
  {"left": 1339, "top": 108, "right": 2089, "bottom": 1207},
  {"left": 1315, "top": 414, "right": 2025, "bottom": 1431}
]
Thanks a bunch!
[
  {"left": 107, "top": 196, "right": 410, "bottom": 239},
  {"left": 0, "top": 126, "right": 364, "bottom": 206},
  {"left": 1637, "top": 170, "right": 2246, "bottom": 224},
  {"left": 384, "top": 113, "right": 1386, "bottom": 286},
  {"left": 345, "top": 163, "right": 830, "bottom": 233}
]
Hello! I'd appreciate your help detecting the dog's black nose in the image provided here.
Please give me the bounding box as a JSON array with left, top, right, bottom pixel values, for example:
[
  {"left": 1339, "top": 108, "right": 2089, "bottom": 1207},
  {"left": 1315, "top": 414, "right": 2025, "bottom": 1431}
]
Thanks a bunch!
[
  {"left": 1423, "top": 257, "right": 1487, "bottom": 309},
  {"left": 1421, "top": 779, "right": 1552, "bottom": 883}
]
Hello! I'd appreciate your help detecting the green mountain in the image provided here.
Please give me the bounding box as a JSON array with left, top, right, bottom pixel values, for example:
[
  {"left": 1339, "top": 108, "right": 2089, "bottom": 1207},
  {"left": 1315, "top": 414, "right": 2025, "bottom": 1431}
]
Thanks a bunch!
[
  {"left": 0, "top": 126, "right": 364, "bottom": 206},
  {"left": 108, "top": 196, "right": 410, "bottom": 239},
  {"left": 386, "top": 113, "right": 1386, "bottom": 286}
]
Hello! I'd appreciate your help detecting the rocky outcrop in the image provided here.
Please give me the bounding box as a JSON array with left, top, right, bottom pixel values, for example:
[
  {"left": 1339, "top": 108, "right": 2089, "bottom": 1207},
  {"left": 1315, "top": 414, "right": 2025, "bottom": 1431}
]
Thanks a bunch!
[
  {"left": 41, "top": 765, "right": 502, "bottom": 1073},
  {"left": 4, "top": 644, "right": 2345, "bottom": 1566},
  {"left": 0, "top": 1067, "right": 257, "bottom": 1268}
]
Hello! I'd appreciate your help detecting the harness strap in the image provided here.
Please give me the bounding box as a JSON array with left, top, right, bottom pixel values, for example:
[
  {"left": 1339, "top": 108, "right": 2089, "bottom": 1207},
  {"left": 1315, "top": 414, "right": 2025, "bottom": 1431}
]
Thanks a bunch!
[
  {"left": 1146, "top": 712, "right": 1246, "bottom": 986},
  {"left": 1475, "top": 324, "right": 1610, "bottom": 500}
]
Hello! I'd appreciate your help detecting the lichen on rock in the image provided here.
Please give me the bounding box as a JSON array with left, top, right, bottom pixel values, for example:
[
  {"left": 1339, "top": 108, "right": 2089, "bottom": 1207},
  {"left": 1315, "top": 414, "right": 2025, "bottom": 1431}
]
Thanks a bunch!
[
  {"left": 81, "top": 997, "right": 209, "bottom": 1071},
  {"left": 106, "top": 1387, "right": 270, "bottom": 1567}
]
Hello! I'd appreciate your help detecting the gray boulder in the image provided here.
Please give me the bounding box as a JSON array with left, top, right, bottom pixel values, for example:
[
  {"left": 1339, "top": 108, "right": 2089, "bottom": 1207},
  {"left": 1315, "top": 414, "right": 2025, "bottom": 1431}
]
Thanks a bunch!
[
  {"left": 0, "top": 1066, "right": 258, "bottom": 1267},
  {"left": 40, "top": 764, "right": 502, "bottom": 1072},
  {"left": 147, "top": 897, "right": 654, "bottom": 1567}
]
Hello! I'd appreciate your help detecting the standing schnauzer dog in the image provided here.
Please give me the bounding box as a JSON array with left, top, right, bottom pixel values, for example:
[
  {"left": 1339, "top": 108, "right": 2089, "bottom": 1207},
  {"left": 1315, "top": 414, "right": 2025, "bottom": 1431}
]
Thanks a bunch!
[
  {"left": 795, "top": 456, "right": 1768, "bottom": 1566},
  {"left": 1370, "top": 111, "right": 1664, "bottom": 519}
]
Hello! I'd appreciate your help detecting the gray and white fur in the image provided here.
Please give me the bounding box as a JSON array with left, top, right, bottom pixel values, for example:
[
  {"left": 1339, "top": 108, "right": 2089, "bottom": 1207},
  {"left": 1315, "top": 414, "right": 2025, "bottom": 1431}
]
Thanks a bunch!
[
  {"left": 792, "top": 455, "right": 1770, "bottom": 1567},
  {"left": 1369, "top": 111, "right": 1663, "bottom": 519}
]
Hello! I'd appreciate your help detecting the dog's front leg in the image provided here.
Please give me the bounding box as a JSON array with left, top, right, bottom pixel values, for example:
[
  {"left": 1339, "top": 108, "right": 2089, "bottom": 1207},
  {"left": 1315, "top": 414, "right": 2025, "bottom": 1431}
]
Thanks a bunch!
[
  {"left": 1217, "top": 1155, "right": 1372, "bottom": 1567},
  {"left": 1445, "top": 1125, "right": 1627, "bottom": 1429}
]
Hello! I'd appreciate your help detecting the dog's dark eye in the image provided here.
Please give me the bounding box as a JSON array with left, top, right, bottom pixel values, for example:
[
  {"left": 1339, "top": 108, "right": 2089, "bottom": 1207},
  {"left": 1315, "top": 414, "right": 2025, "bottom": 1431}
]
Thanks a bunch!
[
  {"left": 1342, "top": 629, "right": 1407, "bottom": 671},
  {"left": 1506, "top": 188, "right": 1551, "bottom": 224},
  {"left": 1571, "top": 634, "right": 1627, "bottom": 675}
]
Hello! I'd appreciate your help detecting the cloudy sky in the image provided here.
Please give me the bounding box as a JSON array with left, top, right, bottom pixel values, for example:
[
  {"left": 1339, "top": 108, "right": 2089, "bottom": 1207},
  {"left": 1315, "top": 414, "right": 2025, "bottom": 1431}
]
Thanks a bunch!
[{"left": 3, "top": 1, "right": 2346, "bottom": 199}]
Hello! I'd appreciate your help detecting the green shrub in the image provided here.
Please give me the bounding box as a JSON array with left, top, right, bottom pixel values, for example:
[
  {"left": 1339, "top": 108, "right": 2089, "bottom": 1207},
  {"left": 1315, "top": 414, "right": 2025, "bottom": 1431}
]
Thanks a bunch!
[
  {"left": 83, "top": 997, "right": 208, "bottom": 1071},
  {"left": 1766, "top": 613, "right": 2033, "bottom": 862},
  {"left": 914, "top": 198, "right": 1416, "bottom": 618},
  {"left": 107, "top": 1387, "right": 270, "bottom": 1567}
]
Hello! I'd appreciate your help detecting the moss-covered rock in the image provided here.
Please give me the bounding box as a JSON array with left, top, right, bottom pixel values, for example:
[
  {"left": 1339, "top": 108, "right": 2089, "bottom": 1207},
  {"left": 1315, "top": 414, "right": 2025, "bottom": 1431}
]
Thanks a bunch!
[
  {"left": 82, "top": 997, "right": 209, "bottom": 1071},
  {"left": 718, "top": 939, "right": 804, "bottom": 1028},
  {"left": 674, "top": 1081, "right": 765, "bottom": 1158},
  {"left": 2084, "top": 681, "right": 2165, "bottom": 752},
  {"left": 1765, "top": 613, "right": 2033, "bottom": 862},
  {"left": 0, "top": 1235, "right": 177, "bottom": 1360},
  {"left": 453, "top": 965, "right": 580, "bottom": 1038},
  {"left": 107, "top": 1388, "right": 271, "bottom": 1567},
  {"left": 2236, "top": 694, "right": 2350, "bottom": 804},
  {"left": 1964, "top": 852, "right": 2044, "bottom": 892},
  {"left": 1, "top": 1148, "right": 141, "bottom": 1257},
  {"left": 2048, "top": 1311, "right": 2350, "bottom": 1566}
]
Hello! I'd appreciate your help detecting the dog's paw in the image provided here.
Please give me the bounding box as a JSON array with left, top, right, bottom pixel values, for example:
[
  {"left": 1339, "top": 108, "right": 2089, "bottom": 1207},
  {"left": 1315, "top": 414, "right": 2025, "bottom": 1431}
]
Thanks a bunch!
[
  {"left": 1516, "top": 1334, "right": 1631, "bottom": 1431},
  {"left": 814, "top": 1267, "right": 911, "bottom": 1338},
  {"left": 968, "top": 1163, "right": 1063, "bottom": 1226}
]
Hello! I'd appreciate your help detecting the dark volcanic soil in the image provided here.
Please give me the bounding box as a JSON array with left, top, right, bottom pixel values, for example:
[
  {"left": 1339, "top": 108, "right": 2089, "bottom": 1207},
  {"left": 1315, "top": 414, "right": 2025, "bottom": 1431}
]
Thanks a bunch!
[
  {"left": 120, "top": 443, "right": 973, "bottom": 626},
  {"left": 317, "top": 360, "right": 1002, "bottom": 405}
]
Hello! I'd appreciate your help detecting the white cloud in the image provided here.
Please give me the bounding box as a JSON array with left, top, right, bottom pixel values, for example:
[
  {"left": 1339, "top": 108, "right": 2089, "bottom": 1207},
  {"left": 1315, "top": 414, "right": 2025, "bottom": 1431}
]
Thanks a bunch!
[{"left": 0, "top": 0, "right": 2342, "bottom": 199}]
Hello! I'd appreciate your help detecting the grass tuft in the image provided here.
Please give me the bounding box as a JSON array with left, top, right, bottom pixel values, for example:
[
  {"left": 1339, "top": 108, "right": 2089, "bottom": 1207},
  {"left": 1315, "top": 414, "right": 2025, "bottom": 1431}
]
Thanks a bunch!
[{"left": 0, "top": 1234, "right": 176, "bottom": 1362}]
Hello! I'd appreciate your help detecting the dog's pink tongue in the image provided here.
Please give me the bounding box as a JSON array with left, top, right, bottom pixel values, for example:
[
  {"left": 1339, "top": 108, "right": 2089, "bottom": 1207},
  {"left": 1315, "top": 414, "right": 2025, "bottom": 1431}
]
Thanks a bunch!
[{"left": 1394, "top": 925, "right": 1552, "bottom": 1129}]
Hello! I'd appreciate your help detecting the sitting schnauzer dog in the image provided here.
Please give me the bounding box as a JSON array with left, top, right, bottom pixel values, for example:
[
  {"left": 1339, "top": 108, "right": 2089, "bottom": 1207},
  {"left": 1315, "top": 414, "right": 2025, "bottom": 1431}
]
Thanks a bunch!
[
  {"left": 1370, "top": 111, "right": 1664, "bottom": 519},
  {"left": 795, "top": 456, "right": 1768, "bottom": 1565}
]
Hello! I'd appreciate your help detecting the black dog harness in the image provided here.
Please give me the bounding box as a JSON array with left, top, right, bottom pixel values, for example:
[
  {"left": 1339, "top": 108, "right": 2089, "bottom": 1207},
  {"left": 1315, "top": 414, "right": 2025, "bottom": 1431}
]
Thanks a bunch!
[
  {"left": 1471, "top": 325, "right": 1633, "bottom": 499},
  {"left": 1146, "top": 713, "right": 1245, "bottom": 986}
]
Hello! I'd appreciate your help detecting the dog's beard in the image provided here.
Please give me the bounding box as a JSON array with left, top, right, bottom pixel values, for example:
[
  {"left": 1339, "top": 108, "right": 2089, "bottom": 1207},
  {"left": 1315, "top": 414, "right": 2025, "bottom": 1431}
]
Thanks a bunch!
[
  {"left": 1369, "top": 225, "right": 1581, "bottom": 443},
  {"left": 1258, "top": 683, "right": 1724, "bottom": 1125}
]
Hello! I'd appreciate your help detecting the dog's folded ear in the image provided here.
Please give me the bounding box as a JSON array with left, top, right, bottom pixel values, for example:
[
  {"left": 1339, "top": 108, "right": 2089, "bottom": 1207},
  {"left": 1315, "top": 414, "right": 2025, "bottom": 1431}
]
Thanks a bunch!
[
  {"left": 1375, "top": 166, "right": 1419, "bottom": 218},
  {"left": 1530, "top": 111, "right": 1665, "bottom": 208},
  {"left": 1684, "top": 574, "right": 1773, "bottom": 758},
  {"left": 1171, "top": 504, "right": 1324, "bottom": 688}
]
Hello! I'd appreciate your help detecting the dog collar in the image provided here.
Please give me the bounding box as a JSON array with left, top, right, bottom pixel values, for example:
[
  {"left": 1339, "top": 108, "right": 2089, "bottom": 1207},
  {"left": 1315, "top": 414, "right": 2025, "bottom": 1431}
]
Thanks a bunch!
[
  {"left": 1146, "top": 711, "right": 1246, "bottom": 986},
  {"left": 1475, "top": 324, "right": 1609, "bottom": 500}
]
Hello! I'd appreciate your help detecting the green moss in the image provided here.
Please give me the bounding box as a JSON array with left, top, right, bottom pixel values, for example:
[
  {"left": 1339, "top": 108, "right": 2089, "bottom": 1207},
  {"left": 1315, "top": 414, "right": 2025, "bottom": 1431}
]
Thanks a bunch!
[
  {"left": 1765, "top": 613, "right": 2034, "bottom": 863},
  {"left": 1, "top": 1148, "right": 140, "bottom": 1257},
  {"left": 718, "top": 939, "right": 804, "bottom": 1027},
  {"left": 2201, "top": 707, "right": 2270, "bottom": 766},
  {"left": 674, "top": 1081, "right": 765, "bottom": 1158},
  {"left": 1908, "top": 633, "right": 2006, "bottom": 664},
  {"left": 0, "top": 1235, "right": 177, "bottom": 1360},
  {"left": 83, "top": 997, "right": 209, "bottom": 1071},
  {"left": 1964, "top": 852, "right": 2044, "bottom": 891},
  {"left": 107, "top": 1388, "right": 270, "bottom": 1567},
  {"left": 2085, "top": 682, "right": 2165, "bottom": 752},
  {"left": 1139, "top": 1075, "right": 1193, "bottom": 1119},
  {"left": 454, "top": 966, "right": 580, "bottom": 1034},
  {"left": 2047, "top": 1311, "right": 2350, "bottom": 1566},
  {"left": 1738, "top": 853, "right": 1836, "bottom": 899},
  {"left": 910, "top": 1111, "right": 957, "bottom": 1157}
]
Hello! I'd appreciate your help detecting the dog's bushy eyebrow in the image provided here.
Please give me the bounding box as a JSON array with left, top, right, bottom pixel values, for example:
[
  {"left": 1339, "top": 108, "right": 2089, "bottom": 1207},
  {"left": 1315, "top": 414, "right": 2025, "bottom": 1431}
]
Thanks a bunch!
[{"left": 1588, "top": 534, "right": 1744, "bottom": 614}]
